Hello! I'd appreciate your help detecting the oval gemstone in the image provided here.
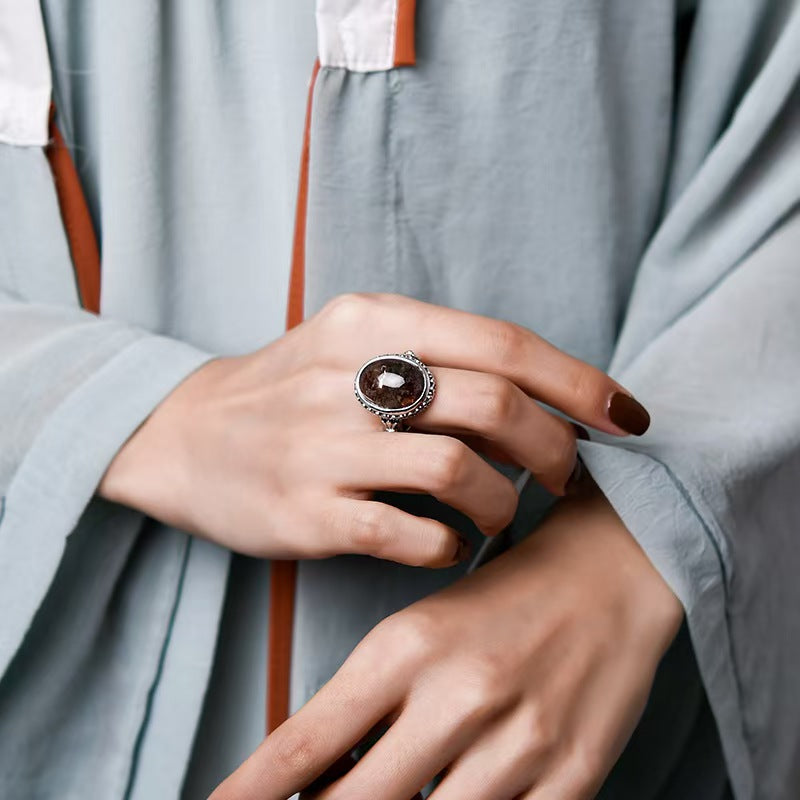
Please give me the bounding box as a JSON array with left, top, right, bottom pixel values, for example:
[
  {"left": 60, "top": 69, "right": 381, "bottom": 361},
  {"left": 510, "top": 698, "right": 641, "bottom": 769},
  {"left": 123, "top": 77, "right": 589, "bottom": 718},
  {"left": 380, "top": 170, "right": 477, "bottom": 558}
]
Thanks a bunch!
[{"left": 358, "top": 358, "right": 426, "bottom": 410}]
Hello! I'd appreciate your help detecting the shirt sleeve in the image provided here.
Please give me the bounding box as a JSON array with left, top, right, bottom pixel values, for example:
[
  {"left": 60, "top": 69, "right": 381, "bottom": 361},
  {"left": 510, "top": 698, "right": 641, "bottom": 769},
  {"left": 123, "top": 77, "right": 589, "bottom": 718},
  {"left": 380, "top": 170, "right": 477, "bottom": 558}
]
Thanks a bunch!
[
  {"left": 0, "top": 141, "right": 215, "bottom": 678},
  {"left": 579, "top": 7, "right": 800, "bottom": 798}
]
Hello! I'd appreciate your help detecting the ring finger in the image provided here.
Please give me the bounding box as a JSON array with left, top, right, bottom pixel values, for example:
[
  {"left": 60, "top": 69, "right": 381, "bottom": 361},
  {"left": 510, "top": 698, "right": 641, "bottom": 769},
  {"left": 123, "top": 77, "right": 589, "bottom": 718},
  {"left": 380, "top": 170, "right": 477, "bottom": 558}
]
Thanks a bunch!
[
  {"left": 407, "top": 367, "right": 579, "bottom": 495},
  {"left": 327, "top": 431, "right": 520, "bottom": 537},
  {"left": 428, "top": 705, "right": 551, "bottom": 800}
]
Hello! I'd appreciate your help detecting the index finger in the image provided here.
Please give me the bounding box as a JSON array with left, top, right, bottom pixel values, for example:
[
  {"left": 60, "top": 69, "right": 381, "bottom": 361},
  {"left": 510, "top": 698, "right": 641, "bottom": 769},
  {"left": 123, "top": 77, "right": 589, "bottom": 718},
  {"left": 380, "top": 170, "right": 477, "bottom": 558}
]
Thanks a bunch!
[
  {"left": 208, "top": 635, "right": 405, "bottom": 800},
  {"left": 323, "top": 293, "right": 650, "bottom": 436}
]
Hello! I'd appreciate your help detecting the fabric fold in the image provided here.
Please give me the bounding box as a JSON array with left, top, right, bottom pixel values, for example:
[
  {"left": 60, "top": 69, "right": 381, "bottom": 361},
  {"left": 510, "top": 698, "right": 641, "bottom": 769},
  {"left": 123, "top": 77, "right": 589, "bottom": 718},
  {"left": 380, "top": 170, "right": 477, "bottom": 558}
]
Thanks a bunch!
[
  {"left": 581, "top": 204, "right": 800, "bottom": 798},
  {"left": 579, "top": 443, "right": 751, "bottom": 794},
  {"left": 0, "top": 331, "right": 215, "bottom": 675}
]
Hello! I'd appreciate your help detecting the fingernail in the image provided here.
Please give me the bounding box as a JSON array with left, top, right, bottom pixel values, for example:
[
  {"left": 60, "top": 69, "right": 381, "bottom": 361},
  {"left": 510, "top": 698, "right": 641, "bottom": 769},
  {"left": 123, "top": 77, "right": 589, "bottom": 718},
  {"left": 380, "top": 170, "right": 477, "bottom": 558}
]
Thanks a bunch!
[
  {"left": 565, "top": 455, "right": 585, "bottom": 495},
  {"left": 573, "top": 423, "right": 590, "bottom": 441},
  {"left": 454, "top": 536, "right": 472, "bottom": 565},
  {"left": 608, "top": 392, "right": 650, "bottom": 436}
]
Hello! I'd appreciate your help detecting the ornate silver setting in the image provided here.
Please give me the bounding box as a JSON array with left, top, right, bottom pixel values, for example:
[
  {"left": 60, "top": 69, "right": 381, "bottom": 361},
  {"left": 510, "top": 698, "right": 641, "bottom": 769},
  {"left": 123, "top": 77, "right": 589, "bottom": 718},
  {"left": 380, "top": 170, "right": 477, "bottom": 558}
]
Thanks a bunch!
[{"left": 354, "top": 350, "right": 436, "bottom": 432}]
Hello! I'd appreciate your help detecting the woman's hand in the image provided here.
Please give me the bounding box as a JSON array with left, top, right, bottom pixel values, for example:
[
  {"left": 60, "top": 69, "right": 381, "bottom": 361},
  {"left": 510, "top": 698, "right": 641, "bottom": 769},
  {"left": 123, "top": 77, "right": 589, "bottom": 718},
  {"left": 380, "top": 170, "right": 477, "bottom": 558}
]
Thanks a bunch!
[
  {"left": 210, "top": 479, "right": 683, "bottom": 800},
  {"left": 99, "top": 292, "right": 650, "bottom": 564}
]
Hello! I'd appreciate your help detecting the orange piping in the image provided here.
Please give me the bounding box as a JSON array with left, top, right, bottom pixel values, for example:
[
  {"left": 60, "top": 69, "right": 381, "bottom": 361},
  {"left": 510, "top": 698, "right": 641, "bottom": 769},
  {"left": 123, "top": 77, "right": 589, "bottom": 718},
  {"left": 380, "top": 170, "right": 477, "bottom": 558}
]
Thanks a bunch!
[
  {"left": 393, "top": 0, "right": 417, "bottom": 67},
  {"left": 267, "top": 59, "right": 322, "bottom": 735},
  {"left": 45, "top": 105, "right": 101, "bottom": 313}
]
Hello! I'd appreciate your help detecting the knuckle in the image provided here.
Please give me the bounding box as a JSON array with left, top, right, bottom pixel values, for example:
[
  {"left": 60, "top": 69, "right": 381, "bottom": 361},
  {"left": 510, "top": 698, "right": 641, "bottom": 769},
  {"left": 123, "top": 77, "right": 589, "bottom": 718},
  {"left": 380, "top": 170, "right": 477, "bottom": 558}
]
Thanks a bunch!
[
  {"left": 447, "top": 658, "right": 507, "bottom": 724},
  {"left": 567, "top": 740, "right": 605, "bottom": 796},
  {"left": 295, "top": 363, "right": 339, "bottom": 396},
  {"left": 565, "top": 365, "right": 605, "bottom": 411},
  {"left": 371, "top": 609, "right": 438, "bottom": 665},
  {"left": 402, "top": 519, "right": 452, "bottom": 568},
  {"left": 474, "top": 377, "right": 517, "bottom": 434},
  {"left": 487, "top": 320, "right": 527, "bottom": 370},
  {"left": 422, "top": 521, "right": 459, "bottom": 565},
  {"left": 319, "top": 292, "right": 375, "bottom": 326},
  {"left": 425, "top": 438, "right": 470, "bottom": 493},
  {"left": 347, "top": 503, "right": 391, "bottom": 554},
  {"left": 522, "top": 704, "right": 557, "bottom": 761},
  {"left": 272, "top": 729, "right": 322, "bottom": 776},
  {"left": 480, "top": 482, "right": 518, "bottom": 537}
]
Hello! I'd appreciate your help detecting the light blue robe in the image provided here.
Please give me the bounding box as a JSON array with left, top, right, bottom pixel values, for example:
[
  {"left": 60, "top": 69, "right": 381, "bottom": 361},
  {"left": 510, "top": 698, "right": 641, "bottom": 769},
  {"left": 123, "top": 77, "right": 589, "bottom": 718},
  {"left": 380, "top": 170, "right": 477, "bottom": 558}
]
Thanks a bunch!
[{"left": 1, "top": 2, "right": 798, "bottom": 799}]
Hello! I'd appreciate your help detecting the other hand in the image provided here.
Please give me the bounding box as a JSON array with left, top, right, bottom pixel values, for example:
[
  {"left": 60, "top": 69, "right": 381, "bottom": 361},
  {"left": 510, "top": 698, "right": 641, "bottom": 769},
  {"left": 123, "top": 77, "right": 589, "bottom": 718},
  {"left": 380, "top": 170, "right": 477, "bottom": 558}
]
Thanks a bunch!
[
  {"left": 210, "top": 479, "right": 682, "bottom": 799},
  {"left": 99, "top": 293, "right": 649, "bottom": 564}
]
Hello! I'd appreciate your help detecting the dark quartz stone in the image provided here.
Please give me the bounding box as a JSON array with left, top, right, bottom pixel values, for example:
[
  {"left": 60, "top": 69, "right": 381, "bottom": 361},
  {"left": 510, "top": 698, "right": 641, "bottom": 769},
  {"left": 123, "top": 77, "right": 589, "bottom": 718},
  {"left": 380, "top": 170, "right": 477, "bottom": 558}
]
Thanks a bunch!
[{"left": 358, "top": 358, "right": 426, "bottom": 410}]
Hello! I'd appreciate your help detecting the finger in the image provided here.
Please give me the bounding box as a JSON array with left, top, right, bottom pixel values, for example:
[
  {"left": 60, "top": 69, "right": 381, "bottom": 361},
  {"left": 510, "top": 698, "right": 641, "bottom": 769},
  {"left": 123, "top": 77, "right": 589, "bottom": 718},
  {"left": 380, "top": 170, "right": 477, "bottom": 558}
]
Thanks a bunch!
[
  {"left": 209, "top": 636, "right": 406, "bottom": 800},
  {"left": 321, "top": 293, "right": 650, "bottom": 436},
  {"left": 408, "top": 367, "right": 578, "bottom": 495},
  {"left": 298, "top": 716, "right": 425, "bottom": 800},
  {"left": 321, "top": 496, "right": 471, "bottom": 567},
  {"left": 428, "top": 704, "right": 552, "bottom": 800},
  {"left": 332, "top": 431, "right": 519, "bottom": 536},
  {"left": 516, "top": 765, "right": 599, "bottom": 800},
  {"left": 514, "top": 680, "right": 635, "bottom": 800},
  {"left": 457, "top": 434, "right": 519, "bottom": 466},
  {"left": 297, "top": 748, "right": 359, "bottom": 798},
  {"left": 314, "top": 692, "right": 498, "bottom": 800},
  {"left": 516, "top": 652, "right": 653, "bottom": 800}
]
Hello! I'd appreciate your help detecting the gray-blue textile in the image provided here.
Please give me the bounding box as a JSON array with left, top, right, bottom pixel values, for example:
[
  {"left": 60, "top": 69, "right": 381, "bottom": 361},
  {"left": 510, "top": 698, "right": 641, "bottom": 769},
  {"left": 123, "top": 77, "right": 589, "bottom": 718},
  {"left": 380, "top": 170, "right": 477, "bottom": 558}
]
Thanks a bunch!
[{"left": 1, "top": 2, "right": 798, "bottom": 799}]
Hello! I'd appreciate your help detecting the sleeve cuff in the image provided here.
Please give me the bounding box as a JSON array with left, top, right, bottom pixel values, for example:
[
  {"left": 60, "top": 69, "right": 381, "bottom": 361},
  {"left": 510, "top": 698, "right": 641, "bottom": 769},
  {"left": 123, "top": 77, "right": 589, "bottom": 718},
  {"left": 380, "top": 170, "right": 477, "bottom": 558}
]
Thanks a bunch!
[
  {"left": 0, "top": 333, "right": 215, "bottom": 675},
  {"left": 578, "top": 439, "right": 754, "bottom": 797}
]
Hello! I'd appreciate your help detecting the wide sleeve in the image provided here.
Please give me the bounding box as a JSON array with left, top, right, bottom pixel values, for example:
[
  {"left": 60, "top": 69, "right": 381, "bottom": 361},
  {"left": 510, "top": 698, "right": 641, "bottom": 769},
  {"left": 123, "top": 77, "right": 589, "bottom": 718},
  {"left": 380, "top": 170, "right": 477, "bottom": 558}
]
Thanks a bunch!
[
  {"left": 0, "top": 142, "right": 215, "bottom": 678},
  {"left": 579, "top": 6, "right": 800, "bottom": 798}
]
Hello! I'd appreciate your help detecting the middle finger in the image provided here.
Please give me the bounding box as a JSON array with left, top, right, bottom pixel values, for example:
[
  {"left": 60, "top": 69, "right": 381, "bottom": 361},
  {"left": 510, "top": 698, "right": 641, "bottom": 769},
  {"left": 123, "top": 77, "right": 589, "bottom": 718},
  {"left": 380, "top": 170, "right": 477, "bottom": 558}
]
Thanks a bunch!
[{"left": 314, "top": 690, "right": 499, "bottom": 800}]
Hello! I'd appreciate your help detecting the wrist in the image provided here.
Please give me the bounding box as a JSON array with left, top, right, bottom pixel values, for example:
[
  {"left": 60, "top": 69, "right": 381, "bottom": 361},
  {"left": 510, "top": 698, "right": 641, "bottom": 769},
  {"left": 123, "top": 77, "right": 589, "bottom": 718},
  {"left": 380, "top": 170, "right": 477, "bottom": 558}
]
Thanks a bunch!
[
  {"left": 96, "top": 404, "right": 191, "bottom": 523},
  {"left": 96, "top": 357, "right": 225, "bottom": 527},
  {"left": 523, "top": 478, "right": 684, "bottom": 660}
]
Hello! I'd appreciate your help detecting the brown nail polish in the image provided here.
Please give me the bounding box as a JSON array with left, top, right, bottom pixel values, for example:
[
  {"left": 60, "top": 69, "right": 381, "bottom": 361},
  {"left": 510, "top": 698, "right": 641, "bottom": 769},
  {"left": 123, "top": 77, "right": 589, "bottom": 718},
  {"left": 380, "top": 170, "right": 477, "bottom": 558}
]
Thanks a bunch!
[
  {"left": 573, "top": 423, "right": 590, "bottom": 441},
  {"left": 455, "top": 536, "right": 473, "bottom": 564},
  {"left": 608, "top": 392, "right": 650, "bottom": 436},
  {"left": 565, "top": 455, "right": 585, "bottom": 495}
]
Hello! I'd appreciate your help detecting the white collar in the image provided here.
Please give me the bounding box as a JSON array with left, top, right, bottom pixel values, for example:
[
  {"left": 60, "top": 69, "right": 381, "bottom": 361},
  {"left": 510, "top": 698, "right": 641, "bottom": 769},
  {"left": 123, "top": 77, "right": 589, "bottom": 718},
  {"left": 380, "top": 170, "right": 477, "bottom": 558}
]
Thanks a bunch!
[{"left": 0, "top": 0, "right": 52, "bottom": 146}]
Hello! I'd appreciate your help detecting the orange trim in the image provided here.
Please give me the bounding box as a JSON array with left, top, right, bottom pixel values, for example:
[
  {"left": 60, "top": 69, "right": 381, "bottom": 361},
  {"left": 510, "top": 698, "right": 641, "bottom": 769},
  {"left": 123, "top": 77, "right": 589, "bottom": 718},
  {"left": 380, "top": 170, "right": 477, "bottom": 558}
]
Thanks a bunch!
[
  {"left": 267, "top": 560, "right": 298, "bottom": 734},
  {"left": 45, "top": 106, "right": 101, "bottom": 314},
  {"left": 285, "top": 60, "right": 321, "bottom": 335},
  {"left": 393, "top": 0, "right": 417, "bottom": 67},
  {"left": 267, "top": 59, "right": 322, "bottom": 736}
]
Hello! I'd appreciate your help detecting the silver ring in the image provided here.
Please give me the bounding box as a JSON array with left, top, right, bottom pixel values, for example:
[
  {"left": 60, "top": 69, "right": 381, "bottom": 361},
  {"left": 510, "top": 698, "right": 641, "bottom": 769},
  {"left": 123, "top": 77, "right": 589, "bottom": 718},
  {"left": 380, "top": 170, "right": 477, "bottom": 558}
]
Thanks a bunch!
[{"left": 354, "top": 350, "right": 436, "bottom": 432}]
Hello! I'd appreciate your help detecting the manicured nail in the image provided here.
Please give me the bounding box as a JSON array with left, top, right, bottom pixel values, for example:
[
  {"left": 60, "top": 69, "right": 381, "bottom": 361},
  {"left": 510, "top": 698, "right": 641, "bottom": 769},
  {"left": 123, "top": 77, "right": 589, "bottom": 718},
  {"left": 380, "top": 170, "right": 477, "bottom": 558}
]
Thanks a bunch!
[
  {"left": 454, "top": 536, "right": 472, "bottom": 564},
  {"left": 608, "top": 392, "right": 650, "bottom": 436},
  {"left": 565, "top": 455, "right": 585, "bottom": 495},
  {"left": 573, "top": 423, "right": 590, "bottom": 441}
]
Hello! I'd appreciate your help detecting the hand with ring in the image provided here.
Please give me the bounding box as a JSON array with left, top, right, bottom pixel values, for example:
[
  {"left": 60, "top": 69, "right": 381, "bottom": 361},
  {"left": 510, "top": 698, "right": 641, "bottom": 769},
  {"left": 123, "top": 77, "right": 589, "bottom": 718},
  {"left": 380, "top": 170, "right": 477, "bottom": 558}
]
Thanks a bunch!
[{"left": 98, "top": 292, "right": 650, "bottom": 566}]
